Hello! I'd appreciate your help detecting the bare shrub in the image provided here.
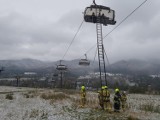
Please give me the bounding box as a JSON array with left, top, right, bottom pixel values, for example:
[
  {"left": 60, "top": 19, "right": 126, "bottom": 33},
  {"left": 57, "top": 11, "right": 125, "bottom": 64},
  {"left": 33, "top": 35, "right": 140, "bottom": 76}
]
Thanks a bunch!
[
  {"left": 40, "top": 93, "right": 47, "bottom": 99},
  {"left": 28, "top": 90, "right": 35, "bottom": 94},
  {"left": 23, "top": 91, "right": 37, "bottom": 98},
  {"left": 154, "top": 105, "right": 160, "bottom": 113},
  {"left": 29, "top": 94, "right": 34, "bottom": 98},
  {"left": 29, "top": 90, "right": 39, "bottom": 97},
  {"left": 23, "top": 93, "right": 30, "bottom": 98},
  {"left": 40, "top": 110, "right": 48, "bottom": 119},
  {"left": 5, "top": 93, "right": 13, "bottom": 100},
  {"left": 127, "top": 115, "right": 140, "bottom": 120},
  {"left": 30, "top": 109, "right": 39, "bottom": 118},
  {"left": 140, "top": 103, "right": 154, "bottom": 112},
  {"left": 140, "top": 103, "right": 160, "bottom": 113},
  {"left": 49, "top": 99, "right": 55, "bottom": 105}
]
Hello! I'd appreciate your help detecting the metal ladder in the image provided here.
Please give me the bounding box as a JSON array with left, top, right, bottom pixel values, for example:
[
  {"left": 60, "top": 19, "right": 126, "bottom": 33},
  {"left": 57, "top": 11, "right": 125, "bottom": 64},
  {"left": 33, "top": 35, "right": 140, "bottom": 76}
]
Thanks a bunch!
[{"left": 96, "top": 8, "right": 107, "bottom": 86}]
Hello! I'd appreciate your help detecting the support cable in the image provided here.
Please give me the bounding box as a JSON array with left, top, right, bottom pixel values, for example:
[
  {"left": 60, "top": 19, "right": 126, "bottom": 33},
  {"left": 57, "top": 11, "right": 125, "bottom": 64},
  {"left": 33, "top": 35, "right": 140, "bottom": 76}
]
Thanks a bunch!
[
  {"left": 103, "top": 0, "right": 148, "bottom": 39},
  {"left": 92, "top": 47, "right": 97, "bottom": 65},
  {"left": 61, "top": 20, "right": 84, "bottom": 60},
  {"left": 103, "top": 47, "right": 112, "bottom": 73}
]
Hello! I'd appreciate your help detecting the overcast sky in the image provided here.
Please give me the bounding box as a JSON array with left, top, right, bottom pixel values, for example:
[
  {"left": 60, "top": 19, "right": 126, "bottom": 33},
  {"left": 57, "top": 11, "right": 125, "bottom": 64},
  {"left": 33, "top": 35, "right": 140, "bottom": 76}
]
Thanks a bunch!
[{"left": 0, "top": 0, "right": 160, "bottom": 63}]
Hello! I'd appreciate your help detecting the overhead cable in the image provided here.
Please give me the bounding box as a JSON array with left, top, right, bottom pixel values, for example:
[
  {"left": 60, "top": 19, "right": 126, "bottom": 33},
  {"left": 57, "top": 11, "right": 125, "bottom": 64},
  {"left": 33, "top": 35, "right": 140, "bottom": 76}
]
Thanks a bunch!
[
  {"left": 61, "top": 20, "right": 84, "bottom": 60},
  {"left": 103, "top": 0, "right": 148, "bottom": 39},
  {"left": 103, "top": 47, "right": 112, "bottom": 73}
]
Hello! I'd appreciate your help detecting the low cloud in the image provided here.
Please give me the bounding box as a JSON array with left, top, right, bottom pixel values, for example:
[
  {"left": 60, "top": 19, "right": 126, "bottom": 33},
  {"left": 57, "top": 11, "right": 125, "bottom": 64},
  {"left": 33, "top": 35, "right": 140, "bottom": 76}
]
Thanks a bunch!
[{"left": 0, "top": 0, "right": 160, "bottom": 63}]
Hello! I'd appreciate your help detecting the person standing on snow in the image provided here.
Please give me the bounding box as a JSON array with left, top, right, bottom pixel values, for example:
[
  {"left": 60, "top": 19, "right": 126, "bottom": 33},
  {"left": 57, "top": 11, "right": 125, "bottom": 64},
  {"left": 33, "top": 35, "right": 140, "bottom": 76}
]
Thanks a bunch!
[
  {"left": 98, "top": 86, "right": 104, "bottom": 109},
  {"left": 80, "top": 85, "right": 86, "bottom": 107},
  {"left": 114, "top": 88, "right": 121, "bottom": 112},
  {"left": 103, "top": 86, "right": 111, "bottom": 112},
  {"left": 121, "top": 91, "right": 127, "bottom": 111}
]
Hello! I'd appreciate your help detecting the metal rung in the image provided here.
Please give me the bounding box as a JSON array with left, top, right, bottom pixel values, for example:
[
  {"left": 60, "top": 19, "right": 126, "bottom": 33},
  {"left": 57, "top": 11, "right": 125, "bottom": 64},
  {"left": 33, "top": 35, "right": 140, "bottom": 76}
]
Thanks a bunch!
[{"left": 96, "top": 13, "right": 107, "bottom": 87}]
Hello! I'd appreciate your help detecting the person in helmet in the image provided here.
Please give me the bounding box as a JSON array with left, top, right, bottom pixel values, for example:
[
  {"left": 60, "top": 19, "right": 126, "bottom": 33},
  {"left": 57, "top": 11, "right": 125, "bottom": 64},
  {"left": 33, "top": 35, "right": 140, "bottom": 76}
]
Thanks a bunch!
[
  {"left": 98, "top": 86, "right": 104, "bottom": 109},
  {"left": 102, "top": 86, "right": 111, "bottom": 112},
  {"left": 114, "top": 88, "right": 121, "bottom": 112},
  {"left": 121, "top": 91, "right": 127, "bottom": 111},
  {"left": 80, "top": 85, "right": 86, "bottom": 107}
]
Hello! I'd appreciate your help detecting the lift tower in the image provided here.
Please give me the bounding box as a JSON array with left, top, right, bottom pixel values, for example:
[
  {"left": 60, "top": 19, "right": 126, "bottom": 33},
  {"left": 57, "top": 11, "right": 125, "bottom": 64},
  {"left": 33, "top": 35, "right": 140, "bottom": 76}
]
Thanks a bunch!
[
  {"left": 84, "top": 0, "right": 116, "bottom": 86},
  {"left": 56, "top": 60, "right": 67, "bottom": 88}
]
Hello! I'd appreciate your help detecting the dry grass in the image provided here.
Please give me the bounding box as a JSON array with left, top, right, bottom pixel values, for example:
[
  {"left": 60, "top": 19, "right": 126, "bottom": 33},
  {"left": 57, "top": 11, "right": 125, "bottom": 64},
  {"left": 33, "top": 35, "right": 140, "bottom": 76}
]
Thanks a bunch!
[
  {"left": 86, "top": 98, "right": 99, "bottom": 108},
  {"left": 70, "top": 96, "right": 99, "bottom": 109},
  {"left": 140, "top": 103, "right": 160, "bottom": 113},
  {"left": 70, "top": 97, "right": 80, "bottom": 103},
  {"left": 53, "top": 89, "right": 79, "bottom": 95},
  {"left": 61, "top": 89, "right": 79, "bottom": 95},
  {"left": 40, "top": 92, "right": 71, "bottom": 105},
  {"left": 28, "top": 90, "right": 39, "bottom": 97},
  {"left": 40, "top": 92, "right": 70, "bottom": 101}
]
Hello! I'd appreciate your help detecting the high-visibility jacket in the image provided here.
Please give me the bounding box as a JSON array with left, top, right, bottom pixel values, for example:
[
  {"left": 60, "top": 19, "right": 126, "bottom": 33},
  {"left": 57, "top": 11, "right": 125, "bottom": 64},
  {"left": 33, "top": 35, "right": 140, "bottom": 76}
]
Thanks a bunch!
[
  {"left": 102, "top": 89, "right": 110, "bottom": 101},
  {"left": 80, "top": 90, "right": 86, "bottom": 98},
  {"left": 98, "top": 90, "right": 103, "bottom": 101}
]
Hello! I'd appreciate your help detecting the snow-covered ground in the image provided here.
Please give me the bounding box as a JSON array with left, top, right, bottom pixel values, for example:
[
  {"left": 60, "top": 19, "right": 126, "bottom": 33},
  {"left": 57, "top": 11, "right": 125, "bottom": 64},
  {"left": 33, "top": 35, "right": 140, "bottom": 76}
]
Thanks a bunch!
[{"left": 0, "top": 86, "right": 160, "bottom": 120}]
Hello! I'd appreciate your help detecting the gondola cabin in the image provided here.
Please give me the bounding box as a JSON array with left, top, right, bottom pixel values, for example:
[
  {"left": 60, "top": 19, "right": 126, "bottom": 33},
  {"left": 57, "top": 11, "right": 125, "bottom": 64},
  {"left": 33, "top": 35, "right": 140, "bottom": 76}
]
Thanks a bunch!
[
  {"left": 56, "top": 65, "right": 67, "bottom": 71},
  {"left": 84, "top": 5, "right": 116, "bottom": 26},
  {"left": 79, "top": 59, "right": 90, "bottom": 66}
]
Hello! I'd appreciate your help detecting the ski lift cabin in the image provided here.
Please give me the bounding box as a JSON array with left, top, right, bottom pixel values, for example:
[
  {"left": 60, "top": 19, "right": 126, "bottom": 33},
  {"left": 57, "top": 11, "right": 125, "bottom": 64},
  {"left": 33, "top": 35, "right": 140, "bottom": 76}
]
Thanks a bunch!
[
  {"left": 84, "top": 5, "right": 116, "bottom": 26},
  {"left": 56, "top": 60, "right": 67, "bottom": 71},
  {"left": 79, "top": 59, "right": 90, "bottom": 66},
  {"left": 79, "top": 54, "right": 90, "bottom": 66},
  {"left": 56, "top": 65, "right": 67, "bottom": 71}
]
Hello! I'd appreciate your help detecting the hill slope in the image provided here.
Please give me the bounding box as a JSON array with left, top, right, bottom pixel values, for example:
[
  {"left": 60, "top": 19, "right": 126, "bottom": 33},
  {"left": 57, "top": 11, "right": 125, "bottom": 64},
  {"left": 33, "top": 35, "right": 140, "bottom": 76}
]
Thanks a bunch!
[{"left": 0, "top": 58, "right": 160, "bottom": 76}]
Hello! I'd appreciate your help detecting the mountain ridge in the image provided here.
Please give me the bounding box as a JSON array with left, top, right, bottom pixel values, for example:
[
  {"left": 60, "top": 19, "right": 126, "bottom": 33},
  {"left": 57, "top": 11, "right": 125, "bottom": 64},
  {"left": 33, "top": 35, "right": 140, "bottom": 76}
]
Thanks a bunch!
[{"left": 0, "top": 58, "right": 160, "bottom": 75}]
